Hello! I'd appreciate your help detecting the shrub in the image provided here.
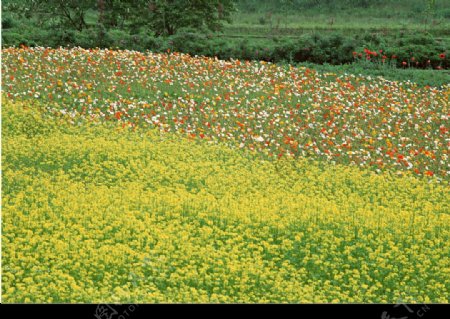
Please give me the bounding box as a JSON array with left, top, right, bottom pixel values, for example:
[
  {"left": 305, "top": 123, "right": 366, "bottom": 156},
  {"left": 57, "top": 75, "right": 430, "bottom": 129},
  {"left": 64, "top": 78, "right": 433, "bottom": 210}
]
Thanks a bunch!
[
  {"left": 2, "top": 24, "right": 448, "bottom": 70},
  {"left": 2, "top": 31, "right": 33, "bottom": 47},
  {"left": 272, "top": 39, "right": 296, "bottom": 62},
  {"left": 2, "top": 16, "right": 15, "bottom": 29},
  {"left": 258, "top": 16, "right": 267, "bottom": 25},
  {"left": 167, "top": 28, "right": 210, "bottom": 56},
  {"left": 107, "top": 29, "right": 132, "bottom": 49}
]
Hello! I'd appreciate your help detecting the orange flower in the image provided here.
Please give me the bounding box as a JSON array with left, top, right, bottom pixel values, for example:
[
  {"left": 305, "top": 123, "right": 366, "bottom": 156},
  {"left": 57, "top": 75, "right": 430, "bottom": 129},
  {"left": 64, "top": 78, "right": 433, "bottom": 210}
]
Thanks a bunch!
[{"left": 425, "top": 171, "right": 434, "bottom": 177}]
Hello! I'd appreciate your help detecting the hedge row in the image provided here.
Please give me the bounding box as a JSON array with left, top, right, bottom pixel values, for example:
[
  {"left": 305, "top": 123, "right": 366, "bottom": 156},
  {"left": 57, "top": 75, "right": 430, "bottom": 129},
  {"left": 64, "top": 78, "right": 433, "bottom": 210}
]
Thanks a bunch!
[{"left": 2, "top": 26, "right": 448, "bottom": 69}]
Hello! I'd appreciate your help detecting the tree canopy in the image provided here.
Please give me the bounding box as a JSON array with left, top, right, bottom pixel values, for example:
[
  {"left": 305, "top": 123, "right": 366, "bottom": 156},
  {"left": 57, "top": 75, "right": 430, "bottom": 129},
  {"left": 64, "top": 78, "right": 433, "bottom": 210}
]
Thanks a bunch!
[{"left": 4, "top": 0, "right": 237, "bottom": 35}]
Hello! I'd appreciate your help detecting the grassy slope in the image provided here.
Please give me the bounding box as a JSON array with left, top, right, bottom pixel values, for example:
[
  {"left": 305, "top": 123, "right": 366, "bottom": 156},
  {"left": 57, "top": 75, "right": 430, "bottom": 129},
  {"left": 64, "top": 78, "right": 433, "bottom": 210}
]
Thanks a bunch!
[
  {"left": 231, "top": 0, "right": 450, "bottom": 34},
  {"left": 2, "top": 99, "right": 449, "bottom": 303},
  {"left": 229, "top": 12, "right": 450, "bottom": 36}
]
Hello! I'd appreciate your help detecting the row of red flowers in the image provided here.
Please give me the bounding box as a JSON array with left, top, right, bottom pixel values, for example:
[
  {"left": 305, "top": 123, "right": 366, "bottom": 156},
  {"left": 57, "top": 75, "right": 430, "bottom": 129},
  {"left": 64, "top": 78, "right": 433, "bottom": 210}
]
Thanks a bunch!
[{"left": 353, "top": 49, "right": 447, "bottom": 69}]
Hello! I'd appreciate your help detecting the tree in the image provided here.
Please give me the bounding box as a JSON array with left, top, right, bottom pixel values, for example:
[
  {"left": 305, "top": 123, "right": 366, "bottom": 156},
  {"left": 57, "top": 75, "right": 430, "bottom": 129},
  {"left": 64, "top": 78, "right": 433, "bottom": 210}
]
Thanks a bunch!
[
  {"left": 8, "top": 0, "right": 236, "bottom": 37},
  {"left": 145, "top": 0, "right": 236, "bottom": 36},
  {"left": 97, "top": 0, "right": 136, "bottom": 29},
  {"left": 21, "top": 0, "right": 95, "bottom": 31}
]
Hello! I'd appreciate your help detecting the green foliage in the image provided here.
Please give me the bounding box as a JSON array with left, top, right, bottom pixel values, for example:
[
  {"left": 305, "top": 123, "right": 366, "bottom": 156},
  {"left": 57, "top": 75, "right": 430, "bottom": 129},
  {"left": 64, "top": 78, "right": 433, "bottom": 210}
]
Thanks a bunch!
[
  {"left": 14, "top": 0, "right": 96, "bottom": 31},
  {"left": 97, "top": 0, "right": 135, "bottom": 29},
  {"left": 352, "top": 32, "right": 448, "bottom": 69},
  {"left": 2, "top": 32, "right": 29, "bottom": 47},
  {"left": 145, "top": 0, "right": 236, "bottom": 36},
  {"left": 4, "top": 0, "right": 237, "bottom": 36},
  {"left": 3, "top": 24, "right": 447, "bottom": 71},
  {"left": 236, "top": 0, "right": 448, "bottom": 15},
  {"left": 168, "top": 27, "right": 210, "bottom": 53},
  {"left": 1, "top": 16, "right": 15, "bottom": 29},
  {"left": 155, "top": 31, "right": 447, "bottom": 70}
]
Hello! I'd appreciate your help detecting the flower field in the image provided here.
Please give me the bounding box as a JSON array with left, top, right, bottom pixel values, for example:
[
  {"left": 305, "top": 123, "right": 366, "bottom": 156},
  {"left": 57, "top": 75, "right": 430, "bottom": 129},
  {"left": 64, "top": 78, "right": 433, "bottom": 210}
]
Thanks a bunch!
[
  {"left": 1, "top": 47, "right": 450, "bottom": 303},
  {"left": 2, "top": 47, "right": 449, "bottom": 180}
]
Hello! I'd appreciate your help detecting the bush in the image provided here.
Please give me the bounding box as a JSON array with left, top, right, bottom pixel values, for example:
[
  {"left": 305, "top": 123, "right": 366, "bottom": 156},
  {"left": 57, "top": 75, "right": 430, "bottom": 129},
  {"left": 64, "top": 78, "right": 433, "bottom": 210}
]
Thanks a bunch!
[
  {"left": 2, "top": 16, "right": 15, "bottom": 29},
  {"left": 2, "top": 22, "right": 448, "bottom": 70},
  {"left": 2, "top": 31, "right": 33, "bottom": 47},
  {"left": 107, "top": 29, "right": 132, "bottom": 49},
  {"left": 139, "top": 32, "right": 166, "bottom": 52},
  {"left": 272, "top": 39, "right": 296, "bottom": 62},
  {"left": 167, "top": 28, "right": 210, "bottom": 56},
  {"left": 258, "top": 16, "right": 267, "bottom": 25},
  {"left": 73, "top": 29, "right": 101, "bottom": 48}
]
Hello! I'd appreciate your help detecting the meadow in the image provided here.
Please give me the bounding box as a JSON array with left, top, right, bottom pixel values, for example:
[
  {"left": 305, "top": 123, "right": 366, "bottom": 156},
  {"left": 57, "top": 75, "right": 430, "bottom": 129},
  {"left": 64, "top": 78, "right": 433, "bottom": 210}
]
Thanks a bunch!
[
  {"left": 2, "top": 47, "right": 449, "bottom": 303},
  {"left": 2, "top": 98, "right": 450, "bottom": 303},
  {"left": 3, "top": 47, "right": 449, "bottom": 179}
]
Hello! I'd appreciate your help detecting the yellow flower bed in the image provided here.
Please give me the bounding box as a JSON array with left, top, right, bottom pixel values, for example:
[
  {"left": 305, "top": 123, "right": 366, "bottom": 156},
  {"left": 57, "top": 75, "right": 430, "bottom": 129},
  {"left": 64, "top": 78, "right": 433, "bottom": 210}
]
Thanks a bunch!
[{"left": 2, "top": 99, "right": 449, "bottom": 303}]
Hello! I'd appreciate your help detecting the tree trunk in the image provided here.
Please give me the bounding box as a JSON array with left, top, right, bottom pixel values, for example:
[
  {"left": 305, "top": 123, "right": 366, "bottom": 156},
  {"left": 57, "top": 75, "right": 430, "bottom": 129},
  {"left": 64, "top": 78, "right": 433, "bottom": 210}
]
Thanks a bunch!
[{"left": 98, "top": 0, "right": 105, "bottom": 24}]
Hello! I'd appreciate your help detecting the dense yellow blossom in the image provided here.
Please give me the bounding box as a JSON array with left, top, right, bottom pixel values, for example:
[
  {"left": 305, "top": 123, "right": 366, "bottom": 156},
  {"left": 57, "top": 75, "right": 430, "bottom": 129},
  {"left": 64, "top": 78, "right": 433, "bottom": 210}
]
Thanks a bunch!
[{"left": 2, "top": 99, "right": 449, "bottom": 303}]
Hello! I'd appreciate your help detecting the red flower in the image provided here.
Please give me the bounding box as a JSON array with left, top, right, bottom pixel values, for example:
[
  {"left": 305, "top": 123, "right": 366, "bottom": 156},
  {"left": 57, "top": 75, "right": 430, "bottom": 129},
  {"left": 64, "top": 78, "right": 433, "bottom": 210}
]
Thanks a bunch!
[
  {"left": 439, "top": 53, "right": 446, "bottom": 59},
  {"left": 392, "top": 55, "right": 397, "bottom": 59},
  {"left": 402, "top": 61, "right": 407, "bottom": 66},
  {"left": 425, "top": 171, "right": 434, "bottom": 177}
]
